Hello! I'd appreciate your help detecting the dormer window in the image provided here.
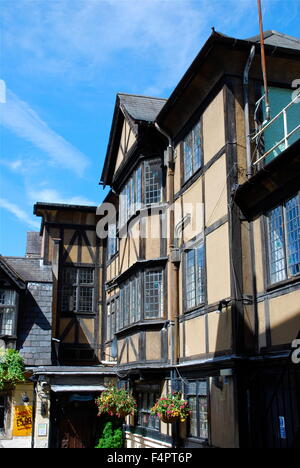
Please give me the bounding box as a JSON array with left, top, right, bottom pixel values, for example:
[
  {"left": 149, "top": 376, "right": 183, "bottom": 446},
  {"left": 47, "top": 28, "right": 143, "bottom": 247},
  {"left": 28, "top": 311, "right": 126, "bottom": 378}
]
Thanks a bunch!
[{"left": 0, "top": 289, "right": 18, "bottom": 336}]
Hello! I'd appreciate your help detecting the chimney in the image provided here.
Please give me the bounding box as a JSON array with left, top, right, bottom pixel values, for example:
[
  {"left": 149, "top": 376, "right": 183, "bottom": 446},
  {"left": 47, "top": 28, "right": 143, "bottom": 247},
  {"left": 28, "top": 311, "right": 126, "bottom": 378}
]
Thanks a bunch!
[{"left": 26, "top": 232, "right": 42, "bottom": 258}]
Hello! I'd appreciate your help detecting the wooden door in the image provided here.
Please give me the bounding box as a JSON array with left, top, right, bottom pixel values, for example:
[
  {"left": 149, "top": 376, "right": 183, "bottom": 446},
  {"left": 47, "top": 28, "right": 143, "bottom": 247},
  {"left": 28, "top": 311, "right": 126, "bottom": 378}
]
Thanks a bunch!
[{"left": 58, "top": 398, "right": 98, "bottom": 449}]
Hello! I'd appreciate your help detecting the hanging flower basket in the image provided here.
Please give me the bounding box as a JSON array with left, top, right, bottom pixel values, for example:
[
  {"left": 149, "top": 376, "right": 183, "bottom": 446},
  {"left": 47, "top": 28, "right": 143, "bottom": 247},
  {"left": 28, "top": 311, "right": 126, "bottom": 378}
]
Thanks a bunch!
[
  {"left": 160, "top": 413, "right": 180, "bottom": 424},
  {"left": 151, "top": 392, "right": 191, "bottom": 424},
  {"left": 95, "top": 387, "right": 137, "bottom": 419}
]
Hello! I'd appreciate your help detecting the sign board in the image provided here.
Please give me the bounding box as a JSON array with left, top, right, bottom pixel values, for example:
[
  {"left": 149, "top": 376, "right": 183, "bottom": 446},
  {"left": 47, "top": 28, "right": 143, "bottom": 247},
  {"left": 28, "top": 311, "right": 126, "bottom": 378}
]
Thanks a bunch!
[{"left": 13, "top": 405, "right": 33, "bottom": 437}]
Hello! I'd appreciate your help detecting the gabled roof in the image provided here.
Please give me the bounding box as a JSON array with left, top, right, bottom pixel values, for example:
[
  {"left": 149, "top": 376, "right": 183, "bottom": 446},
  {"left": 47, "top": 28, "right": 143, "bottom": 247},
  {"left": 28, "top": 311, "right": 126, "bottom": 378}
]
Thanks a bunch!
[
  {"left": 100, "top": 93, "right": 166, "bottom": 187},
  {"left": 0, "top": 255, "right": 26, "bottom": 290},
  {"left": 118, "top": 93, "right": 166, "bottom": 123}
]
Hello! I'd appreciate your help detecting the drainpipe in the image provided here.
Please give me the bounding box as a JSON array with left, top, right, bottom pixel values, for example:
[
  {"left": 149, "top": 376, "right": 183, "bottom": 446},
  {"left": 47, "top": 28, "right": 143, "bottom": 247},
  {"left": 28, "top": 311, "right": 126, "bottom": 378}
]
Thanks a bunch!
[
  {"left": 154, "top": 122, "right": 179, "bottom": 369},
  {"left": 155, "top": 122, "right": 181, "bottom": 448},
  {"left": 243, "top": 45, "right": 256, "bottom": 179}
]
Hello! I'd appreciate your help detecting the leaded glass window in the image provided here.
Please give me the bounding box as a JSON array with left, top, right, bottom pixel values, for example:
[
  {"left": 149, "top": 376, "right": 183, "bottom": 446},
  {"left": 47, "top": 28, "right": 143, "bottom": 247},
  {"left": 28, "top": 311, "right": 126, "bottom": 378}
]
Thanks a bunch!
[
  {"left": 185, "top": 380, "right": 208, "bottom": 440},
  {"left": 144, "top": 160, "right": 162, "bottom": 205},
  {"left": 61, "top": 268, "right": 94, "bottom": 314},
  {"left": 0, "top": 289, "right": 17, "bottom": 336},
  {"left": 117, "top": 268, "right": 164, "bottom": 330},
  {"left": 183, "top": 121, "right": 202, "bottom": 182},
  {"left": 119, "top": 160, "right": 162, "bottom": 228},
  {"left": 107, "top": 223, "right": 118, "bottom": 261},
  {"left": 135, "top": 384, "right": 160, "bottom": 431},
  {"left": 267, "top": 194, "right": 300, "bottom": 284},
  {"left": 144, "top": 270, "right": 163, "bottom": 319},
  {"left": 185, "top": 243, "right": 205, "bottom": 311}
]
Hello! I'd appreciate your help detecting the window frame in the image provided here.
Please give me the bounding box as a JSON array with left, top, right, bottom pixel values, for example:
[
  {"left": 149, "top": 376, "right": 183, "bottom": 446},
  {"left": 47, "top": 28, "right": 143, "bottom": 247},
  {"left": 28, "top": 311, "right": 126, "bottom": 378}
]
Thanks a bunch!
[
  {"left": 183, "top": 241, "right": 206, "bottom": 313},
  {"left": 61, "top": 267, "right": 95, "bottom": 316},
  {"left": 134, "top": 383, "right": 161, "bottom": 432},
  {"left": 266, "top": 192, "right": 300, "bottom": 287},
  {"left": 184, "top": 379, "right": 209, "bottom": 443},
  {"left": 0, "top": 289, "right": 18, "bottom": 337},
  {"left": 106, "top": 296, "right": 118, "bottom": 343},
  {"left": 117, "top": 267, "right": 164, "bottom": 332},
  {"left": 182, "top": 120, "right": 203, "bottom": 184},
  {"left": 119, "top": 159, "right": 163, "bottom": 229},
  {"left": 107, "top": 223, "right": 118, "bottom": 262}
]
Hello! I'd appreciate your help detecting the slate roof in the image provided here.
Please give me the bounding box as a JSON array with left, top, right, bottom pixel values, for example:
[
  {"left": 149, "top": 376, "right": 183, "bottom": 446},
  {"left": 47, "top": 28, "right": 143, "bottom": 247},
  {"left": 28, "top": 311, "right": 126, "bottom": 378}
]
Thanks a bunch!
[
  {"left": 3, "top": 257, "right": 53, "bottom": 283},
  {"left": 0, "top": 255, "right": 26, "bottom": 289},
  {"left": 247, "top": 30, "right": 300, "bottom": 51},
  {"left": 118, "top": 93, "right": 167, "bottom": 123}
]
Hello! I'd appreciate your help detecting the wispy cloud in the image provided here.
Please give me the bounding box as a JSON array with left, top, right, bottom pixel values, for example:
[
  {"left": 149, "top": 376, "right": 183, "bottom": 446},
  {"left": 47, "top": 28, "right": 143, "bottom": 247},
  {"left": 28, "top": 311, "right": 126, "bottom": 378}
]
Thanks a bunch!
[
  {"left": 0, "top": 198, "right": 40, "bottom": 229},
  {"left": 0, "top": 88, "right": 90, "bottom": 176},
  {"left": 27, "top": 188, "right": 97, "bottom": 207}
]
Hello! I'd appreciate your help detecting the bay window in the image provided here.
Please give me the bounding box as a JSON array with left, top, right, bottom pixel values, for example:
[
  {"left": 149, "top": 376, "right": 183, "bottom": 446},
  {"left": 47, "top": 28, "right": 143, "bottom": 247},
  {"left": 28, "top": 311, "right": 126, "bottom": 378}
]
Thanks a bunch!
[
  {"left": 119, "top": 160, "right": 162, "bottom": 228},
  {"left": 267, "top": 194, "right": 300, "bottom": 284},
  {"left": 117, "top": 268, "right": 164, "bottom": 331},
  {"left": 0, "top": 289, "right": 18, "bottom": 336}
]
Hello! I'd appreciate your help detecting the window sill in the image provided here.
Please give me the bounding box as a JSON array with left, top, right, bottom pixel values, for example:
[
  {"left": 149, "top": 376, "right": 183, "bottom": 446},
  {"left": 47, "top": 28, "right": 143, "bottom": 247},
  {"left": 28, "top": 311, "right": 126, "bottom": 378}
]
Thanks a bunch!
[
  {"left": 115, "top": 319, "right": 166, "bottom": 336},
  {"left": 266, "top": 273, "right": 300, "bottom": 292}
]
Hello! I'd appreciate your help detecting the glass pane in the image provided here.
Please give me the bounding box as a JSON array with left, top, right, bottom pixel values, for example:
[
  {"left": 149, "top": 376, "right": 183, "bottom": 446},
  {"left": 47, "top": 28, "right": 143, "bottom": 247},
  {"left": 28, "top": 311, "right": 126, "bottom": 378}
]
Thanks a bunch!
[
  {"left": 0, "top": 309, "right": 15, "bottom": 335},
  {"left": 79, "top": 269, "right": 94, "bottom": 284},
  {"left": 184, "top": 135, "right": 193, "bottom": 181},
  {"left": 144, "top": 160, "right": 162, "bottom": 205},
  {"left": 196, "top": 245, "right": 205, "bottom": 306},
  {"left": 144, "top": 271, "right": 163, "bottom": 319},
  {"left": 0, "top": 290, "right": 16, "bottom": 306},
  {"left": 188, "top": 396, "right": 197, "bottom": 437},
  {"left": 199, "top": 397, "right": 208, "bottom": 439},
  {"left": 193, "top": 122, "right": 202, "bottom": 171},
  {"left": 136, "top": 166, "right": 142, "bottom": 210},
  {"left": 185, "top": 250, "right": 196, "bottom": 309},
  {"left": 268, "top": 206, "right": 286, "bottom": 283},
  {"left": 78, "top": 287, "right": 93, "bottom": 313},
  {"left": 285, "top": 196, "right": 300, "bottom": 276}
]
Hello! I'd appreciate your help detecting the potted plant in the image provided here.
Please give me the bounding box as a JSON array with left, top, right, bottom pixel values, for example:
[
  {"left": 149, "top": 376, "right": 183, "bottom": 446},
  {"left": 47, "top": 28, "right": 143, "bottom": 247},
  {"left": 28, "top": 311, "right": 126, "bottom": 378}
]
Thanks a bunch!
[
  {"left": 0, "top": 349, "right": 26, "bottom": 391},
  {"left": 151, "top": 392, "right": 191, "bottom": 424},
  {"left": 95, "top": 386, "right": 137, "bottom": 419}
]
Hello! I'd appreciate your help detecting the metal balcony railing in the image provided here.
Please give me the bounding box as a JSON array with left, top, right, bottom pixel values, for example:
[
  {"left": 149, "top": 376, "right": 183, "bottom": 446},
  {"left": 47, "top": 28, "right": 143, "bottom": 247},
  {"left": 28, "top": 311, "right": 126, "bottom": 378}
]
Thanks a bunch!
[{"left": 252, "top": 92, "right": 300, "bottom": 168}]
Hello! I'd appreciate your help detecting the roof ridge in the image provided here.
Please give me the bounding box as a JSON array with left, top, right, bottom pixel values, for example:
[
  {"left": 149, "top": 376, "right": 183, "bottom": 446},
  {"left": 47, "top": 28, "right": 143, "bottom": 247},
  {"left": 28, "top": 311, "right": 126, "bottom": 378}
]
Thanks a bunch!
[{"left": 118, "top": 92, "right": 167, "bottom": 101}]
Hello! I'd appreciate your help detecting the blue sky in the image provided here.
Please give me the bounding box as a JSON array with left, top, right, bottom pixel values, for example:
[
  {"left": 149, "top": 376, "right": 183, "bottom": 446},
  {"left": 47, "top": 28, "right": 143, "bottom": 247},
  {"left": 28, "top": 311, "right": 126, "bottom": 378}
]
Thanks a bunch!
[{"left": 0, "top": 0, "right": 299, "bottom": 256}]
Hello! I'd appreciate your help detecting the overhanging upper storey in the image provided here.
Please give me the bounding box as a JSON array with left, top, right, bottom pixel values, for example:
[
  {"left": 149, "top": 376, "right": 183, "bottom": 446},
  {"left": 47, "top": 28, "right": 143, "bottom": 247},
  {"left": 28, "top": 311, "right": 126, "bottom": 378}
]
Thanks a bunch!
[{"left": 100, "top": 93, "right": 167, "bottom": 188}]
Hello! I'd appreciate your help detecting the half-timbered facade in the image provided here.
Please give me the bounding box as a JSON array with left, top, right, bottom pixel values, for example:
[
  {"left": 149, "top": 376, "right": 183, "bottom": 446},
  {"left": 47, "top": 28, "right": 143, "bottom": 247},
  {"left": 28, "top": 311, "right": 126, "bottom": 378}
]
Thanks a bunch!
[{"left": 100, "top": 30, "right": 300, "bottom": 448}]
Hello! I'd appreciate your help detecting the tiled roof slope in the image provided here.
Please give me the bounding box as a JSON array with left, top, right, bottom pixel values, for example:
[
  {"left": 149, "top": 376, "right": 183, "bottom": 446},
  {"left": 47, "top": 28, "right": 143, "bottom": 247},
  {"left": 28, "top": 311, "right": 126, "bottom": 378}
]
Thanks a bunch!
[
  {"left": 4, "top": 257, "right": 53, "bottom": 283},
  {"left": 118, "top": 93, "right": 167, "bottom": 123}
]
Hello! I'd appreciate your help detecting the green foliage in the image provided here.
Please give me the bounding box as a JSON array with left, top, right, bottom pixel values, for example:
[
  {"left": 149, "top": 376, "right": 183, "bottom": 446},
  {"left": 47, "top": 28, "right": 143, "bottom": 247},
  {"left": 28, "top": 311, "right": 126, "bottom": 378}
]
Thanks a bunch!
[
  {"left": 0, "top": 349, "right": 26, "bottom": 390},
  {"left": 95, "top": 416, "right": 124, "bottom": 449}
]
